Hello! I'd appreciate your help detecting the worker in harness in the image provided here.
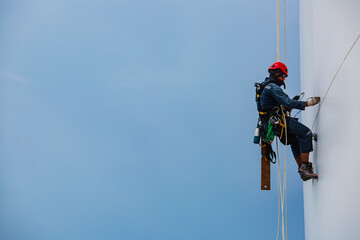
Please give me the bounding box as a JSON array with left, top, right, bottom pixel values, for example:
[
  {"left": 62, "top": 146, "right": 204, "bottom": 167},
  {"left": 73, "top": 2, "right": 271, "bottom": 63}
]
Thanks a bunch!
[{"left": 256, "top": 62, "right": 320, "bottom": 181}]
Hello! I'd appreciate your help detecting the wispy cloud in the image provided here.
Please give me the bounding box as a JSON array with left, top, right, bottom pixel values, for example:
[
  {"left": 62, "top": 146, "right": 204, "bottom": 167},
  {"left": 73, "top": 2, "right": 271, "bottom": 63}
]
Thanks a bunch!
[{"left": 0, "top": 70, "right": 28, "bottom": 83}]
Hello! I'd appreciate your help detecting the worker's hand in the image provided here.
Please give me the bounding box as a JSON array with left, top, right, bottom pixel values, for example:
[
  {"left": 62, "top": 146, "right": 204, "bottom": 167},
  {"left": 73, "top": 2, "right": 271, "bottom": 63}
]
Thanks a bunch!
[
  {"left": 306, "top": 97, "right": 320, "bottom": 106},
  {"left": 292, "top": 95, "right": 300, "bottom": 101}
]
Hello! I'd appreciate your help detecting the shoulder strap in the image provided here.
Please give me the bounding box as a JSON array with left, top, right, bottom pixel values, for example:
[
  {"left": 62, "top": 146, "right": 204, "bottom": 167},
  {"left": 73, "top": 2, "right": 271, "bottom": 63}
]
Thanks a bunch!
[{"left": 255, "top": 81, "right": 273, "bottom": 112}]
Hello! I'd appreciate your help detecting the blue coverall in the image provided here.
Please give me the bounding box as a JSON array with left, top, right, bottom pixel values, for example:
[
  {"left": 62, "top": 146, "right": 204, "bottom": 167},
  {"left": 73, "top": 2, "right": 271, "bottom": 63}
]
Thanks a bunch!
[{"left": 259, "top": 77, "right": 313, "bottom": 159}]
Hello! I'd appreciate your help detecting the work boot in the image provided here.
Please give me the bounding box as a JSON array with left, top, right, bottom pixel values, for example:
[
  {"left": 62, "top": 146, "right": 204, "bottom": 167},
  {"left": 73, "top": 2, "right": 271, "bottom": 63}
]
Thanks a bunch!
[
  {"left": 298, "top": 162, "right": 318, "bottom": 181},
  {"left": 299, "top": 171, "right": 311, "bottom": 181}
]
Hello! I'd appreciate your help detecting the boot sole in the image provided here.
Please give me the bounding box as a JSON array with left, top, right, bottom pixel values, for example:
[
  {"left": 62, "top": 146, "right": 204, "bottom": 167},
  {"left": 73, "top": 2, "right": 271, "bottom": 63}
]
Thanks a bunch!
[
  {"left": 299, "top": 170, "right": 318, "bottom": 181},
  {"left": 301, "top": 176, "right": 312, "bottom": 181},
  {"left": 301, "top": 175, "right": 318, "bottom": 181}
]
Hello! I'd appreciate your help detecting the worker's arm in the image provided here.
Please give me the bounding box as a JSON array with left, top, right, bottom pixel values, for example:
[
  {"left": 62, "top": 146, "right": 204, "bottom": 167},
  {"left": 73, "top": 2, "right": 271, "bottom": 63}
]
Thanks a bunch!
[{"left": 269, "top": 85, "right": 306, "bottom": 110}]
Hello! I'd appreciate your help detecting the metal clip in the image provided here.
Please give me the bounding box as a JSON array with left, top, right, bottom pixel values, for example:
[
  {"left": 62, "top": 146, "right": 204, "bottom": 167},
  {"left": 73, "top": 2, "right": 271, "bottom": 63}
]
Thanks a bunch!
[{"left": 269, "top": 116, "right": 279, "bottom": 125}]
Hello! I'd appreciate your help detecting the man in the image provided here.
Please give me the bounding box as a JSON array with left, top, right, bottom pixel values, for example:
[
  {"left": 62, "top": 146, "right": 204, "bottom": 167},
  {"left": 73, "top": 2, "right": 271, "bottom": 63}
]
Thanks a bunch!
[{"left": 257, "top": 62, "right": 320, "bottom": 181}]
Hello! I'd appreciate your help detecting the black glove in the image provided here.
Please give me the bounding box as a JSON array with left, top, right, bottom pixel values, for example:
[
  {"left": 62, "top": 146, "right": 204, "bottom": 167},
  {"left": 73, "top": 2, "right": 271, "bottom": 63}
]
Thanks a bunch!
[{"left": 292, "top": 95, "right": 300, "bottom": 101}]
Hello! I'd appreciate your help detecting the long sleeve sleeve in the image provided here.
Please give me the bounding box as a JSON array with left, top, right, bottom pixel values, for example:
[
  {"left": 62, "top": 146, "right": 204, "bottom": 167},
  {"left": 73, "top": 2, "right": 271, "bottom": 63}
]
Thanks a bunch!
[{"left": 269, "top": 85, "right": 306, "bottom": 110}]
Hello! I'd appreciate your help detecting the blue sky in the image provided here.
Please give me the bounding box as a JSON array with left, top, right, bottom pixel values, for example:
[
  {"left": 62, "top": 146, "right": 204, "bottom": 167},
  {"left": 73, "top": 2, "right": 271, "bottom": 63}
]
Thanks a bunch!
[{"left": 0, "top": 1, "right": 304, "bottom": 239}]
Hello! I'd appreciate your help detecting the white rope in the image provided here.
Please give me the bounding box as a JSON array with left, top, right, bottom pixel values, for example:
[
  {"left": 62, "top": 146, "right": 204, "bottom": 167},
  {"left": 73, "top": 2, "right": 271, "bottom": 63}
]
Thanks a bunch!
[
  {"left": 276, "top": 0, "right": 286, "bottom": 63},
  {"left": 272, "top": 0, "right": 288, "bottom": 237},
  {"left": 276, "top": 0, "right": 280, "bottom": 62},
  {"left": 281, "top": 107, "right": 288, "bottom": 240},
  {"left": 275, "top": 0, "right": 287, "bottom": 239},
  {"left": 282, "top": 1, "right": 287, "bottom": 235},
  {"left": 283, "top": 0, "right": 286, "bottom": 63},
  {"left": 275, "top": 1, "right": 281, "bottom": 235},
  {"left": 311, "top": 34, "right": 360, "bottom": 130},
  {"left": 282, "top": 2, "right": 287, "bottom": 238},
  {"left": 275, "top": 109, "right": 288, "bottom": 240},
  {"left": 276, "top": 138, "right": 283, "bottom": 240}
]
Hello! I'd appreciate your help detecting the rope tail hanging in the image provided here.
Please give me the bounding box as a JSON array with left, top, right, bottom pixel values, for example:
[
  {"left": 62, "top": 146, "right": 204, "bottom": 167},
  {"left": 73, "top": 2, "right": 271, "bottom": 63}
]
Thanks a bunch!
[
  {"left": 281, "top": 107, "right": 288, "bottom": 240},
  {"left": 276, "top": 138, "right": 283, "bottom": 240}
]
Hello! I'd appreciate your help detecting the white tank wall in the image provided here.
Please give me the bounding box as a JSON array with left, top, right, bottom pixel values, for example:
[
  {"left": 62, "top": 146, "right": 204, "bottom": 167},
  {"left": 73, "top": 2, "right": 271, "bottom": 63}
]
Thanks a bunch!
[{"left": 300, "top": 0, "right": 360, "bottom": 239}]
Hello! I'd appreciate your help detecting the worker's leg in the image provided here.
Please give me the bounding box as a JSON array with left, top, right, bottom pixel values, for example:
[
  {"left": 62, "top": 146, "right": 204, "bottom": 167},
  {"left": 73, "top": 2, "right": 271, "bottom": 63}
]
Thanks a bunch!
[
  {"left": 277, "top": 122, "right": 302, "bottom": 167},
  {"left": 287, "top": 118, "right": 317, "bottom": 180},
  {"left": 295, "top": 156, "right": 302, "bottom": 168},
  {"left": 290, "top": 140, "right": 312, "bottom": 181},
  {"left": 286, "top": 118, "right": 313, "bottom": 154},
  {"left": 301, "top": 152, "right": 309, "bottom": 162},
  {"left": 274, "top": 123, "right": 303, "bottom": 168},
  {"left": 289, "top": 138, "right": 302, "bottom": 167},
  {"left": 278, "top": 119, "right": 304, "bottom": 167}
]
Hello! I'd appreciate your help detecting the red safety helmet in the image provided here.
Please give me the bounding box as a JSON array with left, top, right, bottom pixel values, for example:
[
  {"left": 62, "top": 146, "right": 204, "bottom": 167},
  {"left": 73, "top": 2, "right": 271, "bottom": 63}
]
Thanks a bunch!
[{"left": 268, "top": 62, "right": 288, "bottom": 78}]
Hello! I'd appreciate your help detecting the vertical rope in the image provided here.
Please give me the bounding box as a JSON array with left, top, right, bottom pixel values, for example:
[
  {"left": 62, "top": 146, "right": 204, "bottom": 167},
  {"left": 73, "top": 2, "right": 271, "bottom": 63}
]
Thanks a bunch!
[
  {"left": 276, "top": 2, "right": 281, "bottom": 236},
  {"left": 276, "top": 138, "right": 282, "bottom": 240},
  {"left": 282, "top": 2, "right": 287, "bottom": 238},
  {"left": 283, "top": 0, "right": 286, "bottom": 63},
  {"left": 275, "top": 0, "right": 288, "bottom": 239},
  {"left": 278, "top": 137, "right": 285, "bottom": 240},
  {"left": 276, "top": 0, "right": 280, "bottom": 62},
  {"left": 281, "top": 108, "right": 288, "bottom": 240}
]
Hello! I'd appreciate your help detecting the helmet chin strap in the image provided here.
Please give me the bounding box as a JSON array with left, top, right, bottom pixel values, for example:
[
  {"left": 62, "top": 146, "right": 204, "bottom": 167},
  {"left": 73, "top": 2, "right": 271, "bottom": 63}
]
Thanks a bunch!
[
  {"left": 275, "top": 72, "right": 287, "bottom": 87},
  {"left": 282, "top": 77, "right": 287, "bottom": 89},
  {"left": 274, "top": 74, "right": 286, "bottom": 89}
]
